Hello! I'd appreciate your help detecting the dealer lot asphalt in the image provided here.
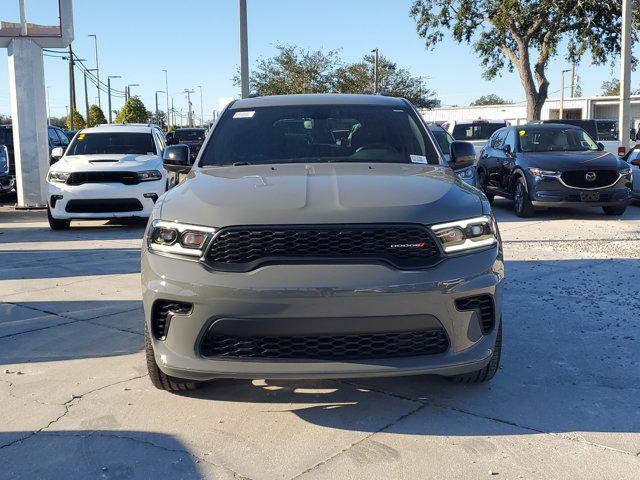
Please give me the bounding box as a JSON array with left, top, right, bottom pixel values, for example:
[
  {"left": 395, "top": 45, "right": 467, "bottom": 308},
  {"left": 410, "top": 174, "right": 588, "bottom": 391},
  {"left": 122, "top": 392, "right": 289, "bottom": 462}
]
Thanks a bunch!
[{"left": 0, "top": 197, "right": 639, "bottom": 480}]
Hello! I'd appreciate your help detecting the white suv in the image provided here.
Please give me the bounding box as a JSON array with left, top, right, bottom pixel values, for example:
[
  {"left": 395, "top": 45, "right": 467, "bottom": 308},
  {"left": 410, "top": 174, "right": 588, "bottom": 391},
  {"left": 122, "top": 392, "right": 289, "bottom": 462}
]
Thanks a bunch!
[{"left": 46, "top": 124, "right": 169, "bottom": 229}]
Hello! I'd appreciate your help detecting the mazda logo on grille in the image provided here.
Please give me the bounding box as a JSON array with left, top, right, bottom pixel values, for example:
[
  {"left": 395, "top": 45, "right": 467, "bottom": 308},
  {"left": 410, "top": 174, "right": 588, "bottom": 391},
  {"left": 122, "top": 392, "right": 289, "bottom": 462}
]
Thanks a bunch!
[{"left": 584, "top": 171, "right": 597, "bottom": 182}]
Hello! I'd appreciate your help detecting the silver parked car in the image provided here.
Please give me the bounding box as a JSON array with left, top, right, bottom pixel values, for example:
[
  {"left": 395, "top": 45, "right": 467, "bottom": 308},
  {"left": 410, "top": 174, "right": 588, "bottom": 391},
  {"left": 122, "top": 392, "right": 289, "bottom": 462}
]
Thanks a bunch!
[{"left": 142, "top": 94, "right": 504, "bottom": 391}]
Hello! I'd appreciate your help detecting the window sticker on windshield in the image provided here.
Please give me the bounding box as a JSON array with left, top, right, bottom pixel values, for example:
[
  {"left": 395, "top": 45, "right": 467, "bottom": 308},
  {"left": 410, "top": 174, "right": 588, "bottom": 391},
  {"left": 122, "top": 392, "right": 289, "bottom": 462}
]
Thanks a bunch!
[
  {"left": 77, "top": 134, "right": 85, "bottom": 140},
  {"left": 233, "top": 111, "right": 255, "bottom": 119},
  {"left": 519, "top": 130, "right": 526, "bottom": 136},
  {"left": 410, "top": 155, "right": 427, "bottom": 164}
]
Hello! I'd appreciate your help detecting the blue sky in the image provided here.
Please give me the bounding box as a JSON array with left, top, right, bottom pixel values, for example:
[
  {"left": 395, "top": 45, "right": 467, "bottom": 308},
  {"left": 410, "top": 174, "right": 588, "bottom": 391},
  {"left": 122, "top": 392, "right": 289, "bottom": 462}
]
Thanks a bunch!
[{"left": 0, "top": 0, "right": 635, "bottom": 121}]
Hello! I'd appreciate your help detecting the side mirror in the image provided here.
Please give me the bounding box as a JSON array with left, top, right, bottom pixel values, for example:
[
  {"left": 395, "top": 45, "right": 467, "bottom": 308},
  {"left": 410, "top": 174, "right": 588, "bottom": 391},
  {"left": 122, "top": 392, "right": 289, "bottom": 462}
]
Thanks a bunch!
[
  {"left": 51, "top": 147, "right": 65, "bottom": 159},
  {"left": 597, "top": 142, "right": 605, "bottom": 151},
  {"left": 163, "top": 144, "right": 191, "bottom": 173},
  {"left": 503, "top": 144, "right": 512, "bottom": 156},
  {"left": 449, "top": 141, "right": 476, "bottom": 170}
]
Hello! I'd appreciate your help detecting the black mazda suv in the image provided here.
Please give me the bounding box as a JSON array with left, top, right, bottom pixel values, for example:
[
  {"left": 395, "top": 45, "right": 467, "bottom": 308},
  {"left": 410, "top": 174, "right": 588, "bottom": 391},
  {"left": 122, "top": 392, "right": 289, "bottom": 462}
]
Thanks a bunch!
[{"left": 477, "top": 124, "right": 632, "bottom": 217}]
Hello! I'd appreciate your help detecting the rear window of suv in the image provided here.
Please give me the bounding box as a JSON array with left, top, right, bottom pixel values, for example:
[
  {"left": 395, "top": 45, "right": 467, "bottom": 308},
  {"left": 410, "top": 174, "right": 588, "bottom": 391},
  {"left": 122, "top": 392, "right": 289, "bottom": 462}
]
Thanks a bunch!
[
  {"left": 66, "top": 132, "right": 156, "bottom": 156},
  {"left": 452, "top": 123, "right": 505, "bottom": 141},
  {"left": 199, "top": 105, "right": 438, "bottom": 166}
]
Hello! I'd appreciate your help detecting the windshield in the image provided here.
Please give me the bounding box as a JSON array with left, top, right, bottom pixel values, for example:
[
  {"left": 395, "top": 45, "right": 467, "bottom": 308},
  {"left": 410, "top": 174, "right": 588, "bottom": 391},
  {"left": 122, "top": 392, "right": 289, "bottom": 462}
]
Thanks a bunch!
[
  {"left": 66, "top": 132, "right": 156, "bottom": 156},
  {"left": 596, "top": 120, "right": 618, "bottom": 141},
  {"left": 199, "top": 105, "right": 436, "bottom": 166},
  {"left": 0, "top": 128, "right": 12, "bottom": 146},
  {"left": 452, "top": 123, "right": 504, "bottom": 141},
  {"left": 518, "top": 128, "right": 599, "bottom": 152},
  {"left": 175, "top": 129, "right": 205, "bottom": 142}
]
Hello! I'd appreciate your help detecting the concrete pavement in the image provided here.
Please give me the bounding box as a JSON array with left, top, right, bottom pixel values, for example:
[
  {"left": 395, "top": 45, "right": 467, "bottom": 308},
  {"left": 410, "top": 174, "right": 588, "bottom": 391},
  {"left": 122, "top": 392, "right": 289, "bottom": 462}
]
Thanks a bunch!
[{"left": 1, "top": 196, "right": 639, "bottom": 479}]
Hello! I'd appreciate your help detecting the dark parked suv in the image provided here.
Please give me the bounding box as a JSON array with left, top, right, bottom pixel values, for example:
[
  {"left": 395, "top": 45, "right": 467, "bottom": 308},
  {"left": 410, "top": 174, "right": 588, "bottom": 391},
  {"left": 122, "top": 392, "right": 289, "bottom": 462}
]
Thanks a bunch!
[{"left": 477, "top": 124, "right": 632, "bottom": 217}]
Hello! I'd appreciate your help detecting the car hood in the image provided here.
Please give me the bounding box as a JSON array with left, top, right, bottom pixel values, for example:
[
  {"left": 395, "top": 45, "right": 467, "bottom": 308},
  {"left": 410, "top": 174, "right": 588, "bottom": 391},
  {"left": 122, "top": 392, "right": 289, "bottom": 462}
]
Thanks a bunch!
[
  {"left": 51, "top": 154, "right": 162, "bottom": 172},
  {"left": 159, "top": 163, "right": 483, "bottom": 226},
  {"left": 520, "top": 150, "right": 623, "bottom": 170}
]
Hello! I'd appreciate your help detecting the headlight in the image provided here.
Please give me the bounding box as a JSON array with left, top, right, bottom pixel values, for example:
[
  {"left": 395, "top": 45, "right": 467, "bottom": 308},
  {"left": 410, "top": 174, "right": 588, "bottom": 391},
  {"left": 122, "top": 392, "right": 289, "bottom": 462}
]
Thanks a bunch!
[
  {"left": 619, "top": 167, "right": 632, "bottom": 176},
  {"left": 47, "top": 171, "right": 71, "bottom": 183},
  {"left": 457, "top": 167, "right": 475, "bottom": 178},
  {"left": 431, "top": 216, "right": 497, "bottom": 253},
  {"left": 147, "top": 220, "right": 216, "bottom": 257},
  {"left": 138, "top": 170, "right": 162, "bottom": 182},
  {"left": 529, "top": 168, "right": 560, "bottom": 177}
]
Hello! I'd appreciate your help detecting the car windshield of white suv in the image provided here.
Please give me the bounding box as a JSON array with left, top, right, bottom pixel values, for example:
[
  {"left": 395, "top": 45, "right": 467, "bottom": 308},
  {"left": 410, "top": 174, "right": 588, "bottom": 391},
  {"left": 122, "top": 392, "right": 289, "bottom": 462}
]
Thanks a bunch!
[
  {"left": 66, "top": 132, "right": 156, "bottom": 156},
  {"left": 518, "top": 128, "right": 599, "bottom": 152},
  {"left": 200, "top": 105, "right": 436, "bottom": 166},
  {"left": 452, "top": 123, "right": 504, "bottom": 141}
]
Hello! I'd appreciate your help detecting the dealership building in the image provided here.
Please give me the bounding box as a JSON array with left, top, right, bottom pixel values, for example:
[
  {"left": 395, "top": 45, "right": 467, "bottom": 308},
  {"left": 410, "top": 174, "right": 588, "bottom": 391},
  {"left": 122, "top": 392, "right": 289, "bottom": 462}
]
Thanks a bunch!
[{"left": 420, "top": 94, "right": 640, "bottom": 130}]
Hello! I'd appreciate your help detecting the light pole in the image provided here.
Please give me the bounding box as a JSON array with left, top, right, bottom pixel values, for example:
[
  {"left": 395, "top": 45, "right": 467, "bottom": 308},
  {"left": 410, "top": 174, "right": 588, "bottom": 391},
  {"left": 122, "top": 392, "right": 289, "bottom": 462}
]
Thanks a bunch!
[
  {"left": 155, "top": 90, "right": 165, "bottom": 126},
  {"left": 126, "top": 84, "right": 139, "bottom": 101},
  {"left": 88, "top": 34, "right": 101, "bottom": 109},
  {"left": 163, "top": 69, "right": 170, "bottom": 129},
  {"left": 372, "top": 48, "right": 379, "bottom": 94},
  {"left": 619, "top": 0, "right": 632, "bottom": 153},
  {"left": 107, "top": 75, "right": 121, "bottom": 123},
  {"left": 198, "top": 85, "right": 204, "bottom": 127},
  {"left": 239, "top": 0, "right": 249, "bottom": 98},
  {"left": 559, "top": 69, "right": 571, "bottom": 119}
]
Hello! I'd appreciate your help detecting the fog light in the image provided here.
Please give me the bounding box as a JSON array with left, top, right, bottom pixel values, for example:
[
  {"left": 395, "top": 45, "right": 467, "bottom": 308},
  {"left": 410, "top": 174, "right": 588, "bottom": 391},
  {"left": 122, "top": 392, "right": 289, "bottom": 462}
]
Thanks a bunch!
[
  {"left": 50, "top": 194, "right": 63, "bottom": 208},
  {"left": 143, "top": 193, "right": 159, "bottom": 203}
]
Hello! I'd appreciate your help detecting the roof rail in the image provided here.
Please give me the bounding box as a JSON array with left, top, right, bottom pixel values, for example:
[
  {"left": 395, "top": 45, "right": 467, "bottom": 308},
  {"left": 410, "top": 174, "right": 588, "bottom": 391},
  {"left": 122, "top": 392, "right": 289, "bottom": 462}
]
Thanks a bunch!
[{"left": 94, "top": 123, "right": 160, "bottom": 128}]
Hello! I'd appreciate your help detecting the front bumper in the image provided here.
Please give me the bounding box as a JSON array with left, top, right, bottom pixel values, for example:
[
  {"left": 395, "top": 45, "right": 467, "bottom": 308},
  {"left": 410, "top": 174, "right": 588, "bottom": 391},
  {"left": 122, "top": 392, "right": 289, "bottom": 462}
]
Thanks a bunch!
[
  {"left": 529, "top": 175, "right": 631, "bottom": 208},
  {"left": 47, "top": 179, "right": 166, "bottom": 219},
  {"left": 142, "top": 246, "right": 504, "bottom": 381}
]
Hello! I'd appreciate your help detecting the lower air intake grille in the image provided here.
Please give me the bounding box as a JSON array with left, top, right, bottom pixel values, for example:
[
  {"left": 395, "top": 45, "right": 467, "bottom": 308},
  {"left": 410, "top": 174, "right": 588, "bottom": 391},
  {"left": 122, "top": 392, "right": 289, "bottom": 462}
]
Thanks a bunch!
[
  {"left": 204, "top": 224, "right": 441, "bottom": 272},
  {"left": 200, "top": 329, "right": 449, "bottom": 360},
  {"left": 455, "top": 295, "right": 495, "bottom": 334},
  {"left": 151, "top": 300, "right": 192, "bottom": 340},
  {"left": 65, "top": 198, "right": 143, "bottom": 213}
]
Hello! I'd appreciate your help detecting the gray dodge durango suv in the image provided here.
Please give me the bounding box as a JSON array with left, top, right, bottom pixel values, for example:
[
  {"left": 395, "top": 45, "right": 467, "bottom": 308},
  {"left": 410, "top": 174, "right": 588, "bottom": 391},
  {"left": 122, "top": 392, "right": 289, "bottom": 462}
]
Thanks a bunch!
[{"left": 142, "top": 94, "right": 504, "bottom": 391}]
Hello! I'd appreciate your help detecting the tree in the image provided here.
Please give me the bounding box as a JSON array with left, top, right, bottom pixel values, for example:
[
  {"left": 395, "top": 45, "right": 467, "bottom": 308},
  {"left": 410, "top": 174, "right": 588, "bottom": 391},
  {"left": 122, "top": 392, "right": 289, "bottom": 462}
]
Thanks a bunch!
[
  {"left": 239, "top": 44, "right": 439, "bottom": 108},
  {"left": 87, "top": 105, "right": 107, "bottom": 127},
  {"left": 410, "top": 0, "right": 637, "bottom": 120},
  {"left": 115, "top": 97, "right": 149, "bottom": 124},
  {"left": 335, "top": 54, "right": 439, "bottom": 108},
  {"left": 600, "top": 78, "right": 640, "bottom": 96},
  {"left": 0, "top": 114, "right": 10, "bottom": 125},
  {"left": 65, "top": 110, "right": 86, "bottom": 130},
  {"left": 248, "top": 45, "right": 339, "bottom": 95},
  {"left": 471, "top": 94, "right": 513, "bottom": 106}
]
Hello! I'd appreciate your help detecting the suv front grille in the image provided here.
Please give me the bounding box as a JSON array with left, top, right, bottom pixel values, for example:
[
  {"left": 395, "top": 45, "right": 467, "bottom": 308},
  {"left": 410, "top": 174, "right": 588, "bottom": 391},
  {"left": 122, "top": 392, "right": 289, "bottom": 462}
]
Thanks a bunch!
[
  {"left": 455, "top": 295, "right": 495, "bottom": 334},
  {"left": 200, "top": 329, "right": 449, "bottom": 360},
  {"left": 204, "top": 225, "right": 441, "bottom": 272},
  {"left": 65, "top": 198, "right": 143, "bottom": 213},
  {"left": 560, "top": 170, "right": 619, "bottom": 189},
  {"left": 66, "top": 171, "right": 140, "bottom": 185}
]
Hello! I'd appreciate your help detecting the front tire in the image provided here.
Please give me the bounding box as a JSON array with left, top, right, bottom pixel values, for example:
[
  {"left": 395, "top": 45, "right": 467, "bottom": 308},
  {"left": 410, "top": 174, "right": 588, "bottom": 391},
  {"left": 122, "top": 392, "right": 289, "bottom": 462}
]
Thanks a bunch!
[
  {"left": 47, "top": 207, "right": 70, "bottom": 230},
  {"left": 513, "top": 178, "right": 534, "bottom": 218},
  {"left": 450, "top": 321, "right": 502, "bottom": 383},
  {"left": 603, "top": 205, "right": 627, "bottom": 216},
  {"left": 145, "top": 326, "right": 200, "bottom": 392}
]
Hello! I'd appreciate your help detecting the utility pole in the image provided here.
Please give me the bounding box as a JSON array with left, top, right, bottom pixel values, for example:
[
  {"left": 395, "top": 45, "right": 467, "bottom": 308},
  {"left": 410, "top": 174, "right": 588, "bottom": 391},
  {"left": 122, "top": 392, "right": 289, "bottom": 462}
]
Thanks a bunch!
[
  {"left": 88, "top": 34, "right": 101, "bottom": 109},
  {"left": 155, "top": 90, "right": 165, "bottom": 126},
  {"left": 126, "top": 84, "right": 139, "bottom": 101},
  {"left": 171, "top": 98, "right": 175, "bottom": 127},
  {"left": 198, "top": 85, "right": 204, "bottom": 127},
  {"left": 107, "top": 75, "right": 120, "bottom": 123},
  {"left": 184, "top": 89, "right": 195, "bottom": 127},
  {"left": 239, "top": 0, "right": 249, "bottom": 98},
  {"left": 570, "top": 62, "right": 575, "bottom": 98},
  {"left": 619, "top": 0, "right": 632, "bottom": 153},
  {"left": 559, "top": 69, "right": 570, "bottom": 119},
  {"left": 372, "top": 48, "right": 379, "bottom": 94},
  {"left": 68, "top": 44, "right": 76, "bottom": 130},
  {"left": 163, "top": 69, "right": 170, "bottom": 129},
  {"left": 83, "top": 68, "right": 89, "bottom": 125}
]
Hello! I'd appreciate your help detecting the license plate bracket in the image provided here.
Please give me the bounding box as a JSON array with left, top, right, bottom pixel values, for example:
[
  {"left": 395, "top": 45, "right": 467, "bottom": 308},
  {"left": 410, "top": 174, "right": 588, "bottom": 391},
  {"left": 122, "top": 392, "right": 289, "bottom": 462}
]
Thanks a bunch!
[{"left": 580, "top": 191, "right": 601, "bottom": 202}]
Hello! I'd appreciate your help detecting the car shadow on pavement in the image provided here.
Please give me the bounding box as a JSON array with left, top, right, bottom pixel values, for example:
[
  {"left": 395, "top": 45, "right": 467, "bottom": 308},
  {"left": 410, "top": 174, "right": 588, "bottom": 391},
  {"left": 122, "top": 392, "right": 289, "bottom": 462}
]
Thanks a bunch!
[
  {"left": 491, "top": 197, "right": 640, "bottom": 222},
  {"left": 0, "top": 430, "right": 210, "bottom": 479}
]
